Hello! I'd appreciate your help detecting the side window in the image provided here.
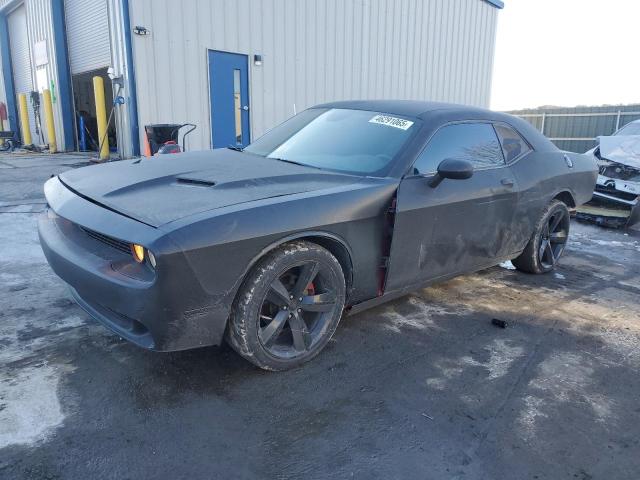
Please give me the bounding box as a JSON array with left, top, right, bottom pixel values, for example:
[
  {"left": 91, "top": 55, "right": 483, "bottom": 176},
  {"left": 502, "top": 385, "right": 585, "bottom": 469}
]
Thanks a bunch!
[
  {"left": 412, "top": 123, "right": 504, "bottom": 175},
  {"left": 494, "top": 124, "right": 532, "bottom": 163}
]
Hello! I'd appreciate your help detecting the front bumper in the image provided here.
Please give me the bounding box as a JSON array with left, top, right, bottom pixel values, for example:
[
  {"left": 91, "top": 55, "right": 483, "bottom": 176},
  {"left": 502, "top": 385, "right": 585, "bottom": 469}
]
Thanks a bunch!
[
  {"left": 38, "top": 200, "right": 230, "bottom": 351},
  {"left": 582, "top": 158, "right": 640, "bottom": 227},
  {"left": 595, "top": 173, "right": 640, "bottom": 203}
]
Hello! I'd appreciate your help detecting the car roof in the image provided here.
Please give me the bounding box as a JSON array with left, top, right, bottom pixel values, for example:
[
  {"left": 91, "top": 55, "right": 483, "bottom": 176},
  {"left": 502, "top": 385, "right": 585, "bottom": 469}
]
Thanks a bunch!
[
  {"left": 313, "top": 99, "right": 559, "bottom": 155},
  {"left": 312, "top": 99, "right": 495, "bottom": 120}
]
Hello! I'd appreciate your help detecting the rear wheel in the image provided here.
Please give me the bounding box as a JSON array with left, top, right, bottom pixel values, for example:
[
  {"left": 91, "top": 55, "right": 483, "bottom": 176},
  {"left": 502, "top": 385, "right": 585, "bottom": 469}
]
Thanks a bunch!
[
  {"left": 512, "top": 200, "right": 570, "bottom": 274},
  {"left": 227, "top": 240, "right": 346, "bottom": 371}
]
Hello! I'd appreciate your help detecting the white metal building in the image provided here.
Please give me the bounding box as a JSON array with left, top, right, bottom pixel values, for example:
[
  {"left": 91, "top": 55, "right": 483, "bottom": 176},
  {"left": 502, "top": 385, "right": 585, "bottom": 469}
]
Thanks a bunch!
[{"left": 0, "top": 0, "right": 503, "bottom": 158}]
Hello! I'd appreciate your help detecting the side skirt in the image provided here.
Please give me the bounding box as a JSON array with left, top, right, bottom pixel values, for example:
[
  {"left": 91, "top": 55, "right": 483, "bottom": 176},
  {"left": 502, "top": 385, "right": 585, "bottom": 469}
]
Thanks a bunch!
[{"left": 346, "top": 254, "right": 520, "bottom": 317}]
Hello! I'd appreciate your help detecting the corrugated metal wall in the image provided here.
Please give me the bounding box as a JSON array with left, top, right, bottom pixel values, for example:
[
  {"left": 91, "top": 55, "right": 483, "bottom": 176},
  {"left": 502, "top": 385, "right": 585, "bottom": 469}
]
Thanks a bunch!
[
  {"left": 0, "top": 0, "right": 68, "bottom": 149},
  {"left": 0, "top": 40, "right": 5, "bottom": 116},
  {"left": 0, "top": 0, "right": 14, "bottom": 131},
  {"left": 24, "top": 0, "right": 67, "bottom": 149},
  {"left": 509, "top": 104, "right": 640, "bottom": 153},
  {"left": 129, "top": 0, "right": 499, "bottom": 152},
  {"left": 107, "top": 0, "right": 137, "bottom": 159},
  {"left": 7, "top": 4, "right": 36, "bottom": 135}
]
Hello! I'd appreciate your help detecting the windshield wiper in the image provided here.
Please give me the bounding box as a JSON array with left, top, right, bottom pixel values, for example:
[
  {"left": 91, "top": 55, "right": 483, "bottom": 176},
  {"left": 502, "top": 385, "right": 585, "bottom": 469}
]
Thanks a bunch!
[
  {"left": 269, "top": 157, "right": 323, "bottom": 170},
  {"left": 227, "top": 145, "right": 244, "bottom": 152}
]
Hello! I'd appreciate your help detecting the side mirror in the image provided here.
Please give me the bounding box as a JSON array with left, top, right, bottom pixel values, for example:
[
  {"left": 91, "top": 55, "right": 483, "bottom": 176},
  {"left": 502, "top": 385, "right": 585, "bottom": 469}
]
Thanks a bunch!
[{"left": 429, "top": 158, "right": 474, "bottom": 188}]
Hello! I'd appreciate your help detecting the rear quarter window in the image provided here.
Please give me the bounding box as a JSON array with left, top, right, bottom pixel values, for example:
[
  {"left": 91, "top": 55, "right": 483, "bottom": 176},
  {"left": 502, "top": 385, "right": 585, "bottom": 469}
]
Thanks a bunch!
[{"left": 494, "top": 124, "right": 532, "bottom": 163}]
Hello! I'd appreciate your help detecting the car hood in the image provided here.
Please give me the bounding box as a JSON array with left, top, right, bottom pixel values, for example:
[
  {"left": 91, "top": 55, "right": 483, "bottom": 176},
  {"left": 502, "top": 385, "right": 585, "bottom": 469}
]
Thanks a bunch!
[
  {"left": 596, "top": 135, "right": 640, "bottom": 169},
  {"left": 58, "top": 149, "right": 359, "bottom": 227}
]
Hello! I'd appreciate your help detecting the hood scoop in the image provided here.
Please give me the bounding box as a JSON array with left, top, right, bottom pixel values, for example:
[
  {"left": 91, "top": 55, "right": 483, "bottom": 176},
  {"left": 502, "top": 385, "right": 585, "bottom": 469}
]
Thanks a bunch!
[{"left": 176, "top": 177, "right": 216, "bottom": 187}]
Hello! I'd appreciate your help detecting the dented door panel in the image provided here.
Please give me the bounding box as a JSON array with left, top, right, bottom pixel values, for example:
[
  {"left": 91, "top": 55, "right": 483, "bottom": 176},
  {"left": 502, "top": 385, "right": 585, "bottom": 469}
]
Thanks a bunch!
[{"left": 385, "top": 167, "right": 518, "bottom": 291}]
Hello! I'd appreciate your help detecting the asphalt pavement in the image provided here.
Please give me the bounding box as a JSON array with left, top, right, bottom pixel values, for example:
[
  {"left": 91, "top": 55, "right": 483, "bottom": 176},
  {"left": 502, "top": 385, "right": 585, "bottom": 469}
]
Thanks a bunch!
[{"left": 1, "top": 152, "right": 639, "bottom": 479}]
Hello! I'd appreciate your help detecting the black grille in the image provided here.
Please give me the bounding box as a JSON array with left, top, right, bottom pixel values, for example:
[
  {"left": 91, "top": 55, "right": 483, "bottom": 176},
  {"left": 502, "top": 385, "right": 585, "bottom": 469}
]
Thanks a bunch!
[{"left": 80, "top": 226, "right": 131, "bottom": 254}]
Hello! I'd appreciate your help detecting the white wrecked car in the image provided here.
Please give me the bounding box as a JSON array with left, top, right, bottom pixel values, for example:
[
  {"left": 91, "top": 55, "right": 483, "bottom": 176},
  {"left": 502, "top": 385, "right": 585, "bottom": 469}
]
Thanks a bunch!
[{"left": 584, "top": 119, "right": 640, "bottom": 226}]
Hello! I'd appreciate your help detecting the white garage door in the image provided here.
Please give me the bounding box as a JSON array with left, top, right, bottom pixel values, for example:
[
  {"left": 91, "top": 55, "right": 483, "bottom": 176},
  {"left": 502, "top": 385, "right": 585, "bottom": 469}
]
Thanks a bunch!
[
  {"left": 7, "top": 5, "right": 37, "bottom": 138},
  {"left": 64, "top": 0, "right": 111, "bottom": 74}
]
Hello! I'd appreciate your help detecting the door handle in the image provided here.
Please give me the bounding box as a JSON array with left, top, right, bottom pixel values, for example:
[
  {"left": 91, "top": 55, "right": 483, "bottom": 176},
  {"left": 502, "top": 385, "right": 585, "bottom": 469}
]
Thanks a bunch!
[{"left": 501, "top": 178, "right": 514, "bottom": 187}]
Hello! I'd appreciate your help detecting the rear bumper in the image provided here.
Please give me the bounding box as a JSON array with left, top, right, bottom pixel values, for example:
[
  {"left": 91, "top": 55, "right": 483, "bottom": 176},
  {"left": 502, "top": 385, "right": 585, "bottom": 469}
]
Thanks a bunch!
[{"left": 38, "top": 206, "right": 229, "bottom": 351}]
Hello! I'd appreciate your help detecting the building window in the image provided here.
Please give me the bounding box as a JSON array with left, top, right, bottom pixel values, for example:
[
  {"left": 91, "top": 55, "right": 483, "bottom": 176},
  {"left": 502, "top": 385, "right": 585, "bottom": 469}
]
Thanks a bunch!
[{"left": 233, "top": 69, "right": 242, "bottom": 145}]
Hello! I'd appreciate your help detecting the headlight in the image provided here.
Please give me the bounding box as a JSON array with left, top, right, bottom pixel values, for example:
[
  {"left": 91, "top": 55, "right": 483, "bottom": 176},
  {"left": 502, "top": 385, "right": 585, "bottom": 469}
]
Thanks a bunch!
[{"left": 131, "top": 244, "right": 145, "bottom": 263}]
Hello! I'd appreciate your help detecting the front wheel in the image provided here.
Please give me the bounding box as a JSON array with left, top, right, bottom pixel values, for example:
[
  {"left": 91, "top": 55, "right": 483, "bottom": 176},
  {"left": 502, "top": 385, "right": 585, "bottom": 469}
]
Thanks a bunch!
[
  {"left": 512, "top": 200, "right": 570, "bottom": 274},
  {"left": 227, "top": 240, "right": 346, "bottom": 371}
]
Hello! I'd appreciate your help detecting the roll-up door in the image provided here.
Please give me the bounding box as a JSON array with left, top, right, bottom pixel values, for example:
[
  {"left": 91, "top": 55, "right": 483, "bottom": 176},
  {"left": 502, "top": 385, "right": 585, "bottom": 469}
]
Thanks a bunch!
[
  {"left": 7, "top": 5, "right": 37, "bottom": 138},
  {"left": 64, "top": 0, "right": 111, "bottom": 74}
]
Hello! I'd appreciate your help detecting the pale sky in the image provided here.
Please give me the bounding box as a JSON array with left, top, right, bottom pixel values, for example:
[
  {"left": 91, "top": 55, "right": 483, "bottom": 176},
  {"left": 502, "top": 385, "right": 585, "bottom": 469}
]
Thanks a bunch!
[{"left": 491, "top": 0, "right": 640, "bottom": 111}]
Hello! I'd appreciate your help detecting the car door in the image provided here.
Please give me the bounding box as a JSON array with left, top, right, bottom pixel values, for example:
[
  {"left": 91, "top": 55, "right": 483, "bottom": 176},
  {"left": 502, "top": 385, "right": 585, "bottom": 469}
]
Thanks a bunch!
[{"left": 385, "top": 122, "right": 519, "bottom": 291}]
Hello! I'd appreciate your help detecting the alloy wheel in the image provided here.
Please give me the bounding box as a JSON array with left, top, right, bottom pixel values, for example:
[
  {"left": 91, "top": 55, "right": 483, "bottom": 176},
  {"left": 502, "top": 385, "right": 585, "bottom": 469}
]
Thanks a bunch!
[
  {"left": 258, "top": 261, "right": 340, "bottom": 359},
  {"left": 538, "top": 209, "right": 569, "bottom": 269}
]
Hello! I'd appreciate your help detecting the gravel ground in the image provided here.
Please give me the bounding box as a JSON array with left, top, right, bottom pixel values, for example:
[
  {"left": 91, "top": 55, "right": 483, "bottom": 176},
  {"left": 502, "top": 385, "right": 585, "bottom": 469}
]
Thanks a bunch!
[{"left": 1, "top": 152, "right": 639, "bottom": 479}]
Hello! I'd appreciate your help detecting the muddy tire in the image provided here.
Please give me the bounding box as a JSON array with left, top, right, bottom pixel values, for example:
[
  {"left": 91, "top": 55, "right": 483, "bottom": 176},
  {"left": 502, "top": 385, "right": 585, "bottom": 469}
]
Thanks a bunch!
[
  {"left": 226, "top": 241, "right": 346, "bottom": 371},
  {"left": 512, "top": 200, "right": 570, "bottom": 274}
]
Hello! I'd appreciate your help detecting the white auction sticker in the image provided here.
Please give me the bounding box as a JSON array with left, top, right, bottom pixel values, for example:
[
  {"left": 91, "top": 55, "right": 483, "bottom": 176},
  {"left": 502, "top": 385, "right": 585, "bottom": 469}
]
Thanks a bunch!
[{"left": 369, "top": 115, "right": 414, "bottom": 130}]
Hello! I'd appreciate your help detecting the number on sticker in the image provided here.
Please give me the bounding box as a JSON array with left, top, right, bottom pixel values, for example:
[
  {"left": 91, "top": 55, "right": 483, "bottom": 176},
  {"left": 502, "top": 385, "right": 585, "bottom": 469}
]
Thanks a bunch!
[{"left": 369, "top": 115, "right": 414, "bottom": 130}]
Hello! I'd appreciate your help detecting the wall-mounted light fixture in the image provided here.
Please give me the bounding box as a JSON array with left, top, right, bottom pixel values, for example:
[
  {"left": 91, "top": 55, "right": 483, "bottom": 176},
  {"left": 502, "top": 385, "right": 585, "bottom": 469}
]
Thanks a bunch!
[
  {"left": 254, "top": 54, "right": 263, "bottom": 66},
  {"left": 133, "top": 25, "right": 149, "bottom": 36}
]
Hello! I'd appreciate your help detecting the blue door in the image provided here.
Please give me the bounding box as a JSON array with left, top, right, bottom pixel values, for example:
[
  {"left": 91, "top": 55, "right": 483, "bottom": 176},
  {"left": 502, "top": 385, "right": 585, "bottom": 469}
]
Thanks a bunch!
[{"left": 208, "top": 50, "right": 250, "bottom": 149}]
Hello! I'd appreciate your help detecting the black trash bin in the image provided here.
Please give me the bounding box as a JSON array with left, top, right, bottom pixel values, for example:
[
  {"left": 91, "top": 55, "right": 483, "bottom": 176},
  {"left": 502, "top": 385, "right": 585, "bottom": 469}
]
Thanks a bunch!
[{"left": 144, "top": 124, "right": 182, "bottom": 156}]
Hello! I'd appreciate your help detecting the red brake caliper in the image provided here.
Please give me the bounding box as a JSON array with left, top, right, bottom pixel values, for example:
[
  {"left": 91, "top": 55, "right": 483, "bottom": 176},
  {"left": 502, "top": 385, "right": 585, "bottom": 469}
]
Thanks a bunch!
[{"left": 305, "top": 282, "right": 315, "bottom": 296}]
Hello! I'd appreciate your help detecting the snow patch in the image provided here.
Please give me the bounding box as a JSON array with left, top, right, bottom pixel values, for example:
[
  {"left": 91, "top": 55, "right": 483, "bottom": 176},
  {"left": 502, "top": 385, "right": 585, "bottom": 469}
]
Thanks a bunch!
[
  {"left": 425, "top": 338, "right": 524, "bottom": 389},
  {"left": 518, "top": 395, "right": 548, "bottom": 440},
  {"left": 425, "top": 377, "right": 447, "bottom": 390},
  {"left": 0, "top": 271, "right": 26, "bottom": 287},
  {"left": 0, "top": 314, "right": 86, "bottom": 364},
  {"left": 0, "top": 214, "right": 45, "bottom": 265},
  {"left": 517, "top": 352, "right": 615, "bottom": 441},
  {"left": 589, "top": 239, "right": 628, "bottom": 247},
  {"left": 460, "top": 338, "right": 524, "bottom": 380},
  {"left": 381, "top": 295, "right": 466, "bottom": 333},
  {"left": 0, "top": 363, "right": 69, "bottom": 449}
]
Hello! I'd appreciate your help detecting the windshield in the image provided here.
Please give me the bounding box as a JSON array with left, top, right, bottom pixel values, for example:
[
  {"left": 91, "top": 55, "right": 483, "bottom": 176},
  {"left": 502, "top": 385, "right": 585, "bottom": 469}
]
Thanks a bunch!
[
  {"left": 244, "top": 108, "right": 418, "bottom": 176},
  {"left": 615, "top": 121, "right": 640, "bottom": 136}
]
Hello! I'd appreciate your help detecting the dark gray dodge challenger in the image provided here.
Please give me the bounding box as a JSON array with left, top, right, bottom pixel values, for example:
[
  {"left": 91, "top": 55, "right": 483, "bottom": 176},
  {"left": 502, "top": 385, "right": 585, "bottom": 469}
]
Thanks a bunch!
[{"left": 39, "top": 101, "right": 597, "bottom": 370}]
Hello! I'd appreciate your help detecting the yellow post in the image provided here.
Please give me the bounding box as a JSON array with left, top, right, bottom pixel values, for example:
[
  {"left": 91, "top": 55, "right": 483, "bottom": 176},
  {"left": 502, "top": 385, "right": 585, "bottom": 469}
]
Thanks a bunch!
[
  {"left": 42, "top": 89, "right": 57, "bottom": 153},
  {"left": 93, "top": 76, "right": 109, "bottom": 160},
  {"left": 18, "top": 93, "right": 32, "bottom": 146}
]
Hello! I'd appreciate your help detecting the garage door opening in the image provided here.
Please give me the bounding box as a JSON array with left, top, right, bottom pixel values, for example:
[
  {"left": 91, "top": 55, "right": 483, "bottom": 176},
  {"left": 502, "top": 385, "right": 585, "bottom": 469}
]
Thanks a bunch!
[{"left": 71, "top": 68, "right": 116, "bottom": 153}]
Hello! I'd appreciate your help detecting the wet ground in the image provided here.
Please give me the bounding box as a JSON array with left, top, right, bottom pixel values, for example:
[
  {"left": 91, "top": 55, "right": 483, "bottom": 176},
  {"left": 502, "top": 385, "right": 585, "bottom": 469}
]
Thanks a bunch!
[{"left": 1, "top": 153, "right": 639, "bottom": 479}]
